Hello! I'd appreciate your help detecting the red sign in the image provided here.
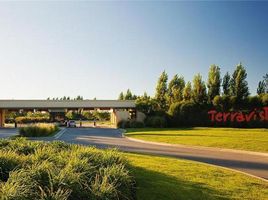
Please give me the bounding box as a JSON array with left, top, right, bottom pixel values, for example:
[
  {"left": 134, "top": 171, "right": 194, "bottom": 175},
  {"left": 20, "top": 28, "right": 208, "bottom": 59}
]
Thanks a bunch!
[{"left": 208, "top": 107, "right": 268, "bottom": 123}]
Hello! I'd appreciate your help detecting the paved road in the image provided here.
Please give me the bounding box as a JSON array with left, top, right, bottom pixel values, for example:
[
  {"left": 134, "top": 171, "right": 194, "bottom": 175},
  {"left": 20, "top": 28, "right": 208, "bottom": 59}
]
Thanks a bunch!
[
  {"left": 1, "top": 127, "right": 267, "bottom": 180},
  {"left": 56, "top": 128, "right": 268, "bottom": 180},
  {"left": 0, "top": 128, "right": 18, "bottom": 138}
]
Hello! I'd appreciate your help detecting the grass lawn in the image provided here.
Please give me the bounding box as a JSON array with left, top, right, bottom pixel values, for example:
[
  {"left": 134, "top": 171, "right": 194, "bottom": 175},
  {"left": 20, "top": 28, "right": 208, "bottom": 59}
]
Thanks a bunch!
[
  {"left": 125, "top": 128, "right": 268, "bottom": 152},
  {"left": 125, "top": 153, "right": 268, "bottom": 200}
]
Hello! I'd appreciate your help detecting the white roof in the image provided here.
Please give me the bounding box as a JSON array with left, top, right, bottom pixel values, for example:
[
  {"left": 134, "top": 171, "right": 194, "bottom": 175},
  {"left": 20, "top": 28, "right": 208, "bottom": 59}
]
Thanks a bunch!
[{"left": 0, "top": 100, "right": 136, "bottom": 109}]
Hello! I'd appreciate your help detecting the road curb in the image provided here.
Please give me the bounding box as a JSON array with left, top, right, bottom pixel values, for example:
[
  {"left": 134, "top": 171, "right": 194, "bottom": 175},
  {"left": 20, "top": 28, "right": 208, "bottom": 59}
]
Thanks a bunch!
[{"left": 122, "top": 130, "right": 268, "bottom": 157}]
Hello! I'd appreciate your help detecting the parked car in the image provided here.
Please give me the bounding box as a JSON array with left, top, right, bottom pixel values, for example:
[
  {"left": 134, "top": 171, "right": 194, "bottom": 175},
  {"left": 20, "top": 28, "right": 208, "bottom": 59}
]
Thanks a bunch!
[{"left": 68, "top": 120, "right": 76, "bottom": 128}]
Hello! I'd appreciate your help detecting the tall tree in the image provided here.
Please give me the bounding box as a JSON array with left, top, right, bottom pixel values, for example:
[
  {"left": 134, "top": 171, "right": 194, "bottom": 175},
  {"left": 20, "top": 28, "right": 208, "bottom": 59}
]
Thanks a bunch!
[
  {"left": 155, "top": 71, "right": 168, "bottom": 111},
  {"left": 125, "top": 89, "right": 133, "bottom": 100},
  {"left": 230, "top": 63, "right": 249, "bottom": 100},
  {"left": 257, "top": 80, "right": 265, "bottom": 95},
  {"left": 183, "top": 81, "right": 192, "bottom": 101},
  {"left": 167, "top": 74, "right": 185, "bottom": 105},
  {"left": 118, "top": 92, "right": 124, "bottom": 100},
  {"left": 222, "top": 72, "right": 231, "bottom": 95},
  {"left": 264, "top": 73, "right": 268, "bottom": 93},
  {"left": 257, "top": 74, "right": 268, "bottom": 94},
  {"left": 192, "top": 73, "right": 207, "bottom": 104},
  {"left": 207, "top": 65, "right": 221, "bottom": 103}
]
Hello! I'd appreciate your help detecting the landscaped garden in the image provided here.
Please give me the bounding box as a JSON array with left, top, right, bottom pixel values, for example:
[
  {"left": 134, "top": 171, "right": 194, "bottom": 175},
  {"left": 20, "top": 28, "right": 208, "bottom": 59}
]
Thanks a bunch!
[
  {"left": 0, "top": 138, "right": 134, "bottom": 199},
  {"left": 125, "top": 127, "right": 268, "bottom": 152},
  {"left": 0, "top": 138, "right": 267, "bottom": 200}
]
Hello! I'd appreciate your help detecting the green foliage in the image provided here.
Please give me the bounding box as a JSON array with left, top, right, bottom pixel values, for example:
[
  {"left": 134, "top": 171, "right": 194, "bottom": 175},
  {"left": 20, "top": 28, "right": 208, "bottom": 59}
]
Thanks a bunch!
[
  {"left": 117, "top": 120, "right": 144, "bottom": 128},
  {"left": 0, "top": 139, "right": 135, "bottom": 200},
  {"left": 81, "top": 111, "right": 93, "bottom": 120},
  {"left": 15, "top": 116, "right": 50, "bottom": 124},
  {"left": 192, "top": 73, "right": 207, "bottom": 104},
  {"left": 230, "top": 63, "right": 249, "bottom": 100},
  {"left": 155, "top": 71, "right": 168, "bottom": 111},
  {"left": 167, "top": 74, "right": 185, "bottom": 105},
  {"left": 118, "top": 92, "right": 124, "bottom": 100},
  {"left": 222, "top": 72, "right": 231, "bottom": 95},
  {"left": 183, "top": 81, "right": 192, "bottom": 101},
  {"left": 145, "top": 116, "right": 167, "bottom": 128},
  {"left": 207, "top": 65, "right": 221, "bottom": 103},
  {"left": 261, "top": 93, "right": 268, "bottom": 106},
  {"left": 257, "top": 80, "right": 266, "bottom": 95},
  {"left": 118, "top": 89, "right": 137, "bottom": 100},
  {"left": 19, "top": 123, "right": 59, "bottom": 137},
  {"left": 135, "top": 93, "right": 158, "bottom": 115}
]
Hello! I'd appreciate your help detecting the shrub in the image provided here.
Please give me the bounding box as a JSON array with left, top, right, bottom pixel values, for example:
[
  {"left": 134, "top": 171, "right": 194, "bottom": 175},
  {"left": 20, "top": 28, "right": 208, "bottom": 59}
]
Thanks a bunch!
[
  {"left": 0, "top": 139, "right": 135, "bottom": 200},
  {"left": 15, "top": 116, "right": 50, "bottom": 124},
  {"left": 261, "top": 93, "right": 268, "bottom": 106},
  {"left": 19, "top": 123, "right": 59, "bottom": 137},
  {"left": 145, "top": 116, "right": 167, "bottom": 128},
  {"left": 129, "top": 120, "right": 145, "bottom": 128},
  {"left": 117, "top": 120, "right": 130, "bottom": 129}
]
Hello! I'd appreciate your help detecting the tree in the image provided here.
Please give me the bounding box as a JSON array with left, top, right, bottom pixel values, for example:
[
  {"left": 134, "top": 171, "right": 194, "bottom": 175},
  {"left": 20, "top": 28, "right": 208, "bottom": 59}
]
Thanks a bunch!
[
  {"left": 207, "top": 65, "right": 221, "bottom": 103},
  {"left": 125, "top": 89, "right": 133, "bottom": 100},
  {"left": 136, "top": 92, "right": 158, "bottom": 115},
  {"left": 264, "top": 74, "right": 268, "bottom": 93},
  {"left": 257, "top": 74, "right": 268, "bottom": 94},
  {"left": 222, "top": 72, "right": 231, "bottom": 95},
  {"left": 257, "top": 80, "right": 265, "bottom": 95},
  {"left": 155, "top": 71, "right": 168, "bottom": 111},
  {"left": 230, "top": 63, "right": 249, "bottom": 100},
  {"left": 118, "top": 92, "right": 124, "bottom": 100},
  {"left": 183, "top": 81, "right": 192, "bottom": 101},
  {"left": 167, "top": 74, "right": 185, "bottom": 105},
  {"left": 192, "top": 73, "right": 207, "bottom": 104}
]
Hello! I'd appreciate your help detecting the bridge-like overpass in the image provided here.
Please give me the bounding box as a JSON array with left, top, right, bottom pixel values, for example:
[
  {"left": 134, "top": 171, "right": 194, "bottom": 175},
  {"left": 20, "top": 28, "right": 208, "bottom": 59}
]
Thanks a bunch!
[{"left": 0, "top": 100, "right": 138, "bottom": 127}]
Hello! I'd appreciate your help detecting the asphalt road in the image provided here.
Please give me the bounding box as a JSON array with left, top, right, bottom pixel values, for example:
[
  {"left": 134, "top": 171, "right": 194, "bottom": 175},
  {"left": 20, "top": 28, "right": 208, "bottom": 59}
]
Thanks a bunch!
[
  {"left": 56, "top": 128, "right": 268, "bottom": 180},
  {"left": 1, "top": 127, "right": 267, "bottom": 180}
]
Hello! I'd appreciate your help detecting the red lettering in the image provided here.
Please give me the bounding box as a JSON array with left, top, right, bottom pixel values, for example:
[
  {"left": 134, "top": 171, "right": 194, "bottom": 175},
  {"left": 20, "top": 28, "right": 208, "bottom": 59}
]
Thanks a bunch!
[
  {"left": 209, "top": 107, "right": 268, "bottom": 123},
  {"left": 236, "top": 113, "right": 245, "bottom": 122},
  {"left": 230, "top": 112, "right": 237, "bottom": 122},
  {"left": 208, "top": 110, "right": 217, "bottom": 122},
  {"left": 223, "top": 112, "right": 230, "bottom": 122},
  {"left": 215, "top": 112, "right": 223, "bottom": 122},
  {"left": 259, "top": 111, "right": 265, "bottom": 121},
  {"left": 245, "top": 111, "right": 255, "bottom": 122},
  {"left": 263, "top": 107, "right": 268, "bottom": 121}
]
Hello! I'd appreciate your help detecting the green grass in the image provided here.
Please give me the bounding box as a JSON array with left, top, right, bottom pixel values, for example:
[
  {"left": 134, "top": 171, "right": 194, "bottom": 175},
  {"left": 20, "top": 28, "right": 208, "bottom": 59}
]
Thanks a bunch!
[
  {"left": 125, "top": 153, "right": 268, "bottom": 200},
  {"left": 126, "top": 128, "right": 268, "bottom": 152},
  {"left": 0, "top": 138, "right": 134, "bottom": 199}
]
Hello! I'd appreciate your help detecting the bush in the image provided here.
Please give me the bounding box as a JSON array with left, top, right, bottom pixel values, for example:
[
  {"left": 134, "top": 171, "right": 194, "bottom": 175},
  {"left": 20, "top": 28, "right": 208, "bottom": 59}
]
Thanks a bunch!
[
  {"left": 19, "top": 123, "right": 59, "bottom": 137},
  {"left": 117, "top": 120, "right": 129, "bottom": 129},
  {"left": 129, "top": 120, "right": 145, "bottom": 128},
  {"left": 145, "top": 116, "right": 167, "bottom": 128},
  {"left": 0, "top": 139, "right": 135, "bottom": 200},
  {"left": 15, "top": 116, "right": 50, "bottom": 124}
]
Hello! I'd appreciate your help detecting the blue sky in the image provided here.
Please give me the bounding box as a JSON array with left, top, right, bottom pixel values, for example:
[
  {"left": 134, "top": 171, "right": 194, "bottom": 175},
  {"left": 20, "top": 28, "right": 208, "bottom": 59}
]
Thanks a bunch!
[{"left": 0, "top": 1, "right": 267, "bottom": 99}]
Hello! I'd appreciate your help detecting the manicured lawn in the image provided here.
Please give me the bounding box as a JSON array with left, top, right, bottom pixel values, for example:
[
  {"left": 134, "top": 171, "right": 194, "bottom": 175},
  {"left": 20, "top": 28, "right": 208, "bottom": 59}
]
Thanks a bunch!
[
  {"left": 125, "top": 128, "right": 268, "bottom": 152},
  {"left": 125, "top": 153, "right": 268, "bottom": 200}
]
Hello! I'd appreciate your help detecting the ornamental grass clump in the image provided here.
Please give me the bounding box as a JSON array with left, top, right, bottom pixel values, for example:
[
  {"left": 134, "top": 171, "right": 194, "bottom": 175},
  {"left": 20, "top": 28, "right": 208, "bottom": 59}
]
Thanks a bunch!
[
  {"left": 19, "top": 123, "right": 59, "bottom": 137},
  {"left": 0, "top": 138, "right": 135, "bottom": 200}
]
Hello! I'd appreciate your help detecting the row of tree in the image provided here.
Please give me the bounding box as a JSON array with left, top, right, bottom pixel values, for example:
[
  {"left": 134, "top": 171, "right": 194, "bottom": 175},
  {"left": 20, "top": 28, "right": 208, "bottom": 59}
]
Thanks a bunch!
[
  {"left": 119, "top": 63, "right": 267, "bottom": 127},
  {"left": 47, "top": 95, "right": 84, "bottom": 100}
]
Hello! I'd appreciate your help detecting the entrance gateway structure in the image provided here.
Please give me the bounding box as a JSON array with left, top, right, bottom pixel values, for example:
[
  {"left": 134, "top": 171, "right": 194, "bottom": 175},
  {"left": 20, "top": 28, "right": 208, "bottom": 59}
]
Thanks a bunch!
[{"left": 0, "top": 100, "right": 145, "bottom": 127}]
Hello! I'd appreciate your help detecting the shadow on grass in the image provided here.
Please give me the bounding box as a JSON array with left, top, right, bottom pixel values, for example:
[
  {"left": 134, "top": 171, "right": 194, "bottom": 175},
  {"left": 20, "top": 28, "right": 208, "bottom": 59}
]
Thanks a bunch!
[
  {"left": 126, "top": 133, "right": 224, "bottom": 137},
  {"left": 129, "top": 165, "right": 229, "bottom": 200},
  {"left": 126, "top": 128, "right": 196, "bottom": 133}
]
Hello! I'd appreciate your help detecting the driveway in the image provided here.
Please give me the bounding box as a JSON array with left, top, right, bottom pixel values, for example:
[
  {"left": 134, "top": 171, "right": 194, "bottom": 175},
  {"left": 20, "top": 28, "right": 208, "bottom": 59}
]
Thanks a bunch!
[
  {"left": 0, "top": 128, "right": 18, "bottom": 138},
  {"left": 55, "top": 128, "right": 268, "bottom": 180}
]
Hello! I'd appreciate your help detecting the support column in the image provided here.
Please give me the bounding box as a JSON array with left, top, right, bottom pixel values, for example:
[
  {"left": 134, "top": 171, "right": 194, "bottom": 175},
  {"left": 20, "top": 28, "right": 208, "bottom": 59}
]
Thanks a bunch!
[{"left": 0, "top": 109, "right": 6, "bottom": 128}]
